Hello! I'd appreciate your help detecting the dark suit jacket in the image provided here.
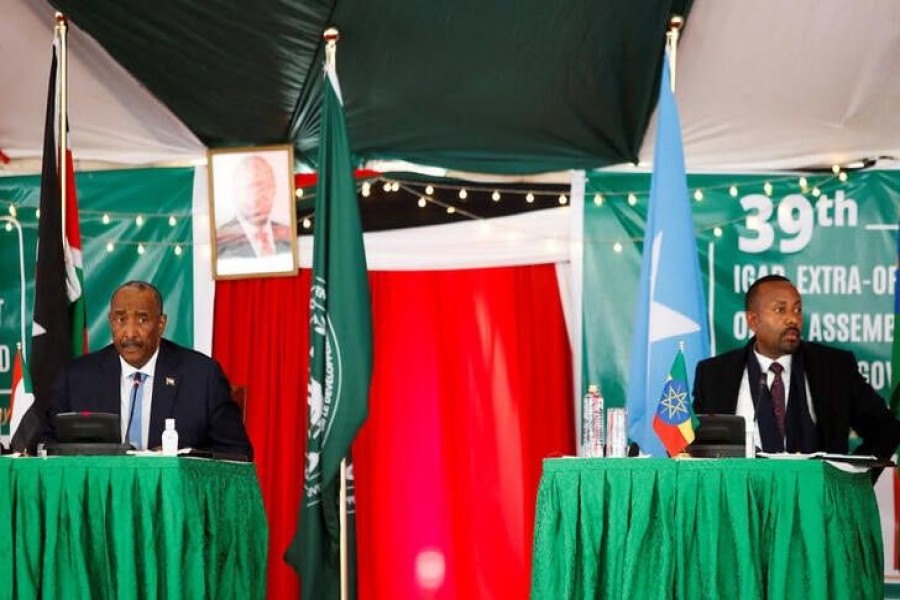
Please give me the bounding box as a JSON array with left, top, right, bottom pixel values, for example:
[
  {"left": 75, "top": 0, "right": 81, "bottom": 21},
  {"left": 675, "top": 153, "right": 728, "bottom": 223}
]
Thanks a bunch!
[
  {"left": 693, "top": 338, "right": 900, "bottom": 459},
  {"left": 46, "top": 339, "right": 252, "bottom": 460},
  {"left": 216, "top": 218, "right": 293, "bottom": 259}
]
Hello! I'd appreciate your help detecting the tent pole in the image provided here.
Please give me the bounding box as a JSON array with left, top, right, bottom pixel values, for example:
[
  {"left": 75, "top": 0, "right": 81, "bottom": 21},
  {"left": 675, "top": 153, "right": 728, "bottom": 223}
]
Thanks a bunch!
[{"left": 666, "top": 15, "right": 684, "bottom": 92}]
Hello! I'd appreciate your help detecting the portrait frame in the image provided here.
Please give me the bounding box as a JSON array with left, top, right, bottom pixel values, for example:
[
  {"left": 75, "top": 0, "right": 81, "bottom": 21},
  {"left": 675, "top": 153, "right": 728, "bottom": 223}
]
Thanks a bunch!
[{"left": 207, "top": 144, "right": 299, "bottom": 280}]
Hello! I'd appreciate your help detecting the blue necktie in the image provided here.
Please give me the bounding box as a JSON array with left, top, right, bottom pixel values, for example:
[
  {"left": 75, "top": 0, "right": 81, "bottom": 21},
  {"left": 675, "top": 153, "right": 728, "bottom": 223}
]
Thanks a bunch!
[{"left": 128, "top": 372, "right": 145, "bottom": 449}]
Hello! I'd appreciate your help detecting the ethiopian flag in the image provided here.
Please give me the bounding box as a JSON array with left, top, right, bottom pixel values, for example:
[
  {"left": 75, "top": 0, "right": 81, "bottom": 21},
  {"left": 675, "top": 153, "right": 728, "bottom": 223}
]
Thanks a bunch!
[{"left": 652, "top": 347, "right": 697, "bottom": 456}]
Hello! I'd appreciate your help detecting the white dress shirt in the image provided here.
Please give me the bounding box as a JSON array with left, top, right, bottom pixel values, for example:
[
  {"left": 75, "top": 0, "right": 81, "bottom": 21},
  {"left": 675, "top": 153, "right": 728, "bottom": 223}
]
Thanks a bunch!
[{"left": 119, "top": 348, "right": 160, "bottom": 448}]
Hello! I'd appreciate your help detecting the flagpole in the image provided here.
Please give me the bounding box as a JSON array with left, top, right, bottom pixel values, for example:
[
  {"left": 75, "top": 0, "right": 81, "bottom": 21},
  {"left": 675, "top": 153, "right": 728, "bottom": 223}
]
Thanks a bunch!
[
  {"left": 322, "top": 28, "right": 351, "bottom": 600},
  {"left": 666, "top": 15, "right": 683, "bottom": 92},
  {"left": 55, "top": 13, "right": 68, "bottom": 243}
]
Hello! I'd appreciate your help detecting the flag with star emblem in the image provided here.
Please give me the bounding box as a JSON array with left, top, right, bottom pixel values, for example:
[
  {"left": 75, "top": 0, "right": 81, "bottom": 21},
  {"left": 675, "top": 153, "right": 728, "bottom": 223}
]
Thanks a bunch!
[
  {"left": 11, "top": 39, "right": 88, "bottom": 453},
  {"left": 625, "top": 54, "right": 710, "bottom": 457},
  {"left": 652, "top": 347, "right": 696, "bottom": 456}
]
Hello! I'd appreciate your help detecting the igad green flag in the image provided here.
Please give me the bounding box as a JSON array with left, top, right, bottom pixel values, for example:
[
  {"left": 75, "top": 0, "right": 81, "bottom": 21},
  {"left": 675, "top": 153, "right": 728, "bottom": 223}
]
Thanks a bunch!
[{"left": 285, "top": 45, "right": 373, "bottom": 600}]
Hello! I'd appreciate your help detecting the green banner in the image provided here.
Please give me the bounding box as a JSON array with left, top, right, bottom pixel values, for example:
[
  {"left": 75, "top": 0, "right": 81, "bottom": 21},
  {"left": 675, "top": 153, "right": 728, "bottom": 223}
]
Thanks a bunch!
[
  {"left": 0, "top": 167, "right": 195, "bottom": 426},
  {"left": 583, "top": 170, "right": 899, "bottom": 407}
]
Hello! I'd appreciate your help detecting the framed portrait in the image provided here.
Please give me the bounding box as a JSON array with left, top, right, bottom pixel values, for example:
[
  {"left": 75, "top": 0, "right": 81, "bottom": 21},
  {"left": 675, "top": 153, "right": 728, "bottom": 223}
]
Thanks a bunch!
[{"left": 207, "top": 144, "right": 299, "bottom": 279}]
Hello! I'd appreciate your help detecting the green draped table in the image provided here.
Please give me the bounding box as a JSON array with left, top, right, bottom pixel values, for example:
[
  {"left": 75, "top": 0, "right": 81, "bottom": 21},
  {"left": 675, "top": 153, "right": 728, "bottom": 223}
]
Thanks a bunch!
[
  {"left": 531, "top": 458, "right": 883, "bottom": 600},
  {"left": 0, "top": 456, "right": 268, "bottom": 600}
]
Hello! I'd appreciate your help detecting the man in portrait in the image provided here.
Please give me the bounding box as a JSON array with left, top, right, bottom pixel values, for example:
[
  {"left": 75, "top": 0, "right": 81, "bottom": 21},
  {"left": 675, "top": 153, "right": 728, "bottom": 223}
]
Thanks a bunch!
[{"left": 215, "top": 154, "right": 295, "bottom": 259}]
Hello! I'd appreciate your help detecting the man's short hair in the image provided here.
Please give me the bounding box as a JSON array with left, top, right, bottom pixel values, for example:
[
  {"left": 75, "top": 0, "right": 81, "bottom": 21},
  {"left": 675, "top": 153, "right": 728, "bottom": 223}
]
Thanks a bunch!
[
  {"left": 744, "top": 274, "right": 792, "bottom": 312},
  {"left": 110, "top": 280, "right": 164, "bottom": 315}
]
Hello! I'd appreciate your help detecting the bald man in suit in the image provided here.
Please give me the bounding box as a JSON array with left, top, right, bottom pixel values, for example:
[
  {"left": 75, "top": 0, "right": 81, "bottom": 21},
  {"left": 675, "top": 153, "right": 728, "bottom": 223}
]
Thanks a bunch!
[{"left": 46, "top": 280, "right": 252, "bottom": 459}]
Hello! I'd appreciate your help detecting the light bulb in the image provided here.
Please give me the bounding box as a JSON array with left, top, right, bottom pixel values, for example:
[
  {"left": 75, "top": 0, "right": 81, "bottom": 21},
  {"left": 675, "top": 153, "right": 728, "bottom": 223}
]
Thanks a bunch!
[
  {"left": 174, "top": 244, "right": 183, "bottom": 256},
  {"left": 693, "top": 189, "right": 703, "bottom": 201},
  {"left": 417, "top": 197, "right": 427, "bottom": 208},
  {"left": 491, "top": 191, "right": 500, "bottom": 202},
  {"left": 137, "top": 243, "right": 146, "bottom": 255},
  {"left": 763, "top": 182, "right": 773, "bottom": 196},
  {"left": 362, "top": 182, "right": 371, "bottom": 197},
  {"left": 627, "top": 193, "right": 637, "bottom": 206},
  {"left": 168, "top": 215, "right": 177, "bottom": 226},
  {"left": 446, "top": 206, "right": 456, "bottom": 214},
  {"left": 425, "top": 185, "right": 434, "bottom": 196},
  {"left": 303, "top": 218, "right": 312, "bottom": 229},
  {"left": 613, "top": 242, "right": 623, "bottom": 253},
  {"left": 8, "top": 205, "right": 16, "bottom": 217},
  {"left": 459, "top": 189, "right": 467, "bottom": 199},
  {"left": 106, "top": 242, "right": 114, "bottom": 252},
  {"left": 729, "top": 186, "right": 738, "bottom": 197},
  {"left": 295, "top": 188, "right": 304, "bottom": 198},
  {"left": 593, "top": 193, "right": 604, "bottom": 206},
  {"left": 798, "top": 177, "right": 808, "bottom": 189},
  {"left": 713, "top": 227, "right": 723, "bottom": 237},
  {"left": 838, "top": 172, "right": 848, "bottom": 182},
  {"left": 135, "top": 215, "right": 144, "bottom": 227},
  {"left": 558, "top": 194, "right": 567, "bottom": 205},
  {"left": 526, "top": 193, "right": 535, "bottom": 203}
]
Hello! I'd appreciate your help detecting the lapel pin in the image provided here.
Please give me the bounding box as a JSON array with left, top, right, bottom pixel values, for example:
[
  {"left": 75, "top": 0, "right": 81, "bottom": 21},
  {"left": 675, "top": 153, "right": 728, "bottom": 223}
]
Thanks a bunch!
[{"left": 165, "top": 377, "right": 176, "bottom": 386}]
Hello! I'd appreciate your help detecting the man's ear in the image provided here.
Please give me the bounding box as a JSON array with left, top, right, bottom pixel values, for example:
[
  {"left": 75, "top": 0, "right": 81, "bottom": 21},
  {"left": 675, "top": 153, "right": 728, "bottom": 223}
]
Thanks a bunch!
[
  {"left": 159, "top": 314, "right": 168, "bottom": 336},
  {"left": 746, "top": 310, "right": 759, "bottom": 334}
]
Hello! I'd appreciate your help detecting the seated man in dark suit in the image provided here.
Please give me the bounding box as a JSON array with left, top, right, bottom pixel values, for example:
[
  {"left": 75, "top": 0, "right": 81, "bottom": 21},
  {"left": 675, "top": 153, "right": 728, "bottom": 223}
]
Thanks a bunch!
[
  {"left": 46, "top": 280, "right": 252, "bottom": 460},
  {"left": 693, "top": 274, "right": 900, "bottom": 462}
]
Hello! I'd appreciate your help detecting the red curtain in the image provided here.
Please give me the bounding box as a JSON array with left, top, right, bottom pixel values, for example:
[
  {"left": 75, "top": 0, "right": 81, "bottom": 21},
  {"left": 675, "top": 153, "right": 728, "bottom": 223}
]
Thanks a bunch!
[{"left": 213, "top": 264, "right": 574, "bottom": 599}]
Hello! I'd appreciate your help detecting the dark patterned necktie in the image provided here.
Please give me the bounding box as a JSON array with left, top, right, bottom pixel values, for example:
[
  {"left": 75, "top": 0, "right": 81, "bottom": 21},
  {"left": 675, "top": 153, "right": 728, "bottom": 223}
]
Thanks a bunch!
[{"left": 769, "top": 362, "right": 786, "bottom": 443}]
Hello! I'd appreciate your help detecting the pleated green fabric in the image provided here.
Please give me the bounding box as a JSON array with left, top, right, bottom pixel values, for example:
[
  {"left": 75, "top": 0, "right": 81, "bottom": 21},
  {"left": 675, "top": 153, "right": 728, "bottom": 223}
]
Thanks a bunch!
[
  {"left": 0, "top": 456, "right": 267, "bottom": 600},
  {"left": 531, "top": 459, "right": 883, "bottom": 600}
]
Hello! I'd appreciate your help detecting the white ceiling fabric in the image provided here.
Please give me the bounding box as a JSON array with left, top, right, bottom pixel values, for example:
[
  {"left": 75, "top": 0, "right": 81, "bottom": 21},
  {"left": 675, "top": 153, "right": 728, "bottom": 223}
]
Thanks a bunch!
[
  {"left": 0, "top": 0, "right": 204, "bottom": 170},
  {"left": 640, "top": 0, "right": 900, "bottom": 172}
]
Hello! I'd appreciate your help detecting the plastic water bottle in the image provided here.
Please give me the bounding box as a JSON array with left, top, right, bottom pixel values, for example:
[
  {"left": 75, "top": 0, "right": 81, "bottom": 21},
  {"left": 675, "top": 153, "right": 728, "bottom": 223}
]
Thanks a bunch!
[
  {"left": 582, "top": 384, "right": 605, "bottom": 457},
  {"left": 161, "top": 418, "right": 179, "bottom": 456}
]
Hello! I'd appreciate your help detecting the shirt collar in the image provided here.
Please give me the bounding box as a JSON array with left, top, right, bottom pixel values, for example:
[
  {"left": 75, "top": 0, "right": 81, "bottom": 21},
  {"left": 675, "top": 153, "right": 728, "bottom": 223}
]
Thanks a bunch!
[
  {"left": 119, "top": 345, "right": 161, "bottom": 380},
  {"left": 753, "top": 349, "right": 793, "bottom": 373}
]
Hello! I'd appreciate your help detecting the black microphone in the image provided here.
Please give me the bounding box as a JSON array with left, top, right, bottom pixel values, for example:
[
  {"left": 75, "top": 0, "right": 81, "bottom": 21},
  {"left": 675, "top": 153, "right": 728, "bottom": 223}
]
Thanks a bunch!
[{"left": 754, "top": 372, "right": 767, "bottom": 412}]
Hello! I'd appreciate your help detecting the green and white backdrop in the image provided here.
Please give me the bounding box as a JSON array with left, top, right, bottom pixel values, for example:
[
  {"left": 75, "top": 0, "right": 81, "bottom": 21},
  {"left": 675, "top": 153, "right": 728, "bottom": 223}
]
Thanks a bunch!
[
  {"left": 0, "top": 167, "right": 199, "bottom": 418},
  {"left": 583, "top": 169, "right": 898, "bottom": 405}
]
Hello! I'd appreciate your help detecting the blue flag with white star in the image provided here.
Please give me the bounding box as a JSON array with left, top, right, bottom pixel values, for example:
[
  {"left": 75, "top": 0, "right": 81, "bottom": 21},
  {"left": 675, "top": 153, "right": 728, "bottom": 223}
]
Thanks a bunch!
[{"left": 625, "top": 54, "right": 710, "bottom": 457}]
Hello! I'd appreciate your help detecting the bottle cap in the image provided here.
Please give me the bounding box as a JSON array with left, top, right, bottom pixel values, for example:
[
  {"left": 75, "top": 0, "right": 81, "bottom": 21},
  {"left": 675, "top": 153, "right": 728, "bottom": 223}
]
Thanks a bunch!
[
  {"left": 165, "top": 418, "right": 175, "bottom": 429},
  {"left": 587, "top": 384, "right": 599, "bottom": 394}
]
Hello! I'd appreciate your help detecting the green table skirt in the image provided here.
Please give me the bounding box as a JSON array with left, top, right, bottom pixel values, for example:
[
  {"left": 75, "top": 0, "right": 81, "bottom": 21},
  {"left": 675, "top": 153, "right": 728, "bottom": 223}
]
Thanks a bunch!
[
  {"left": 531, "top": 458, "right": 883, "bottom": 600},
  {"left": 0, "top": 456, "right": 268, "bottom": 600}
]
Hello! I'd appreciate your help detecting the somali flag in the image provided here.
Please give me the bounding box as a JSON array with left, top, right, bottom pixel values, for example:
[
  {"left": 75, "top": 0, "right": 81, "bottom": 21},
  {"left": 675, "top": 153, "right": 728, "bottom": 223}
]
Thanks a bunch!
[{"left": 625, "top": 54, "right": 710, "bottom": 457}]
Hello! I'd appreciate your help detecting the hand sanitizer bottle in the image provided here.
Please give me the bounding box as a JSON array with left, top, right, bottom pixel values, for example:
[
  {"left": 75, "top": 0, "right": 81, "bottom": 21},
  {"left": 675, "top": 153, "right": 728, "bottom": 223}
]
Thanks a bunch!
[{"left": 162, "top": 418, "right": 179, "bottom": 456}]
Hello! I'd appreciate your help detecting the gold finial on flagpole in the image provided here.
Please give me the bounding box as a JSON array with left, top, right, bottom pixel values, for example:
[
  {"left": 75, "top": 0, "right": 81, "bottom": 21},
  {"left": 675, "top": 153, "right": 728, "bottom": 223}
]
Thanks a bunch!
[
  {"left": 666, "top": 15, "right": 684, "bottom": 92},
  {"left": 324, "top": 27, "right": 340, "bottom": 71}
]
